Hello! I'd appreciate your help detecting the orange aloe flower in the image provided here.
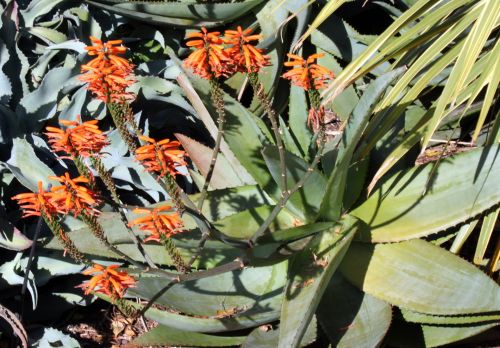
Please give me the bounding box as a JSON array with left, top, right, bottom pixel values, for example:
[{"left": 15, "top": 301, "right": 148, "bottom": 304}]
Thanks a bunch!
[
  {"left": 224, "top": 26, "right": 270, "bottom": 73},
  {"left": 48, "top": 173, "right": 101, "bottom": 217},
  {"left": 80, "top": 37, "right": 135, "bottom": 104},
  {"left": 183, "top": 27, "right": 232, "bottom": 79},
  {"left": 45, "top": 118, "right": 109, "bottom": 158},
  {"left": 282, "top": 53, "right": 334, "bottom": 90},
  {"left": 129, "top": 205, "right": 184, "bottom": 243},
  {"left": 135, "top": 136, "right": 187, "bottom": 178},
  {"left": 77, "top": 264, "right": 136, "bottom": 300},
  {"left": 11, "top": 181, "right": 58, "bottom": 218}
]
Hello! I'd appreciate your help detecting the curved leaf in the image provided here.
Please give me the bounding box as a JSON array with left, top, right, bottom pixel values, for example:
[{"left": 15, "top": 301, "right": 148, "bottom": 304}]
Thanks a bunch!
[
  {"left": 352, "top": 145, "right": 500, "bottom": 242},
  {"left": 340, "top": 240, "right": 500, "bottom": 315}
]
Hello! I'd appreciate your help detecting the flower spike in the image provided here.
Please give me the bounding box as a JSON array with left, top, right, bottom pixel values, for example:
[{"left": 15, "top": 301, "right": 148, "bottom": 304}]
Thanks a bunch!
[
  {"left": 11, "top": 181, "right": 58, "bottom": 218},
  {"left": 135, "top": 136, "right": 187, "bottom": 178},
  {"left": 224, "top": 26, "right": 270, "bottom": 73},
  {"left": 129, "top": 205, "right": 184, "bottom": 243},
  {"left": 282, "top": 53, "right": 334, "bottom": 91},
  {"left": 183, "top": 27, "right": 232, "bottom": 79},
  {"left": 77, "top": 264, "right": 136, "bottom": 300}
]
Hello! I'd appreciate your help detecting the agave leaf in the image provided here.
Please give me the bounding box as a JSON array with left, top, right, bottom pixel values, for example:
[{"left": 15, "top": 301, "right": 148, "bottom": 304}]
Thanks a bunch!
[
  {"left": 262, "top": 145, "right": 327, "bottom": 222},
  {"left": 317, "top": 274, "right": 392, "bottom": 348},
  {"left": 5, "top": 138, "right": 58, "bottom": 191},
  {"left": 401, "top": 308, "right": 500, "bottom": 325},
  {"left": 242, "top": 316, "right": 317, "bottom": 348},
  {"left": 288, "top": 84, "right": 312, "bottom": 158},
  {"left": 278, "top": 217, "right": 358, "bottom": 348},
  {"left": 318, "top": 67, "right": 405, "bottom": 221},
  {"left": 449, "top": 219, "right": 479, "bottom": 254},
  {"left": 129, "top": 261, "right": 286, "bottom": 318},
  {"left": 352, "top": 145, "right": 500, "bottom": 242},
  {"left": 215, "top": 205, "right": 297, "bottom": 239},
  {"left": 421, "top": 323, "right": 498, "bottom": 348},
  {"left": 44, "top": 212, "right": 243, "bottom": 269},
  {"left": 294, "top": 0, "right": 355, "bottom": 50},
  {"left": 129, "top": 324, "right": 245, "bottom": 347},
  {"left": 187, "top": 73, "right": 279, "bottom": 204},
  {"left": 340, "top": 240, "right": 500, "bottom": 315},
  {"left": 21, "top": 0, "right": 67, "bottom": 27},
  {"left": 258, "top": 222, "right": 335, "bottom": 245},
  {"left": 0, "top": 217, "right": 32, "bottom": 251},
  {"left": 24, "top": 26, "right": 67, "bottom": 44},
  {"left": 85, "top": 0, "right": 264, "bottom": 27},
  {"left": 473, "top": 207, "right": 499, "bottom": 265},
  {"left": 175, "top": 133, "right": 246, "bottom": 189},
  {"left": 0, "top": 38, "right": 12, "bottom": 104}
]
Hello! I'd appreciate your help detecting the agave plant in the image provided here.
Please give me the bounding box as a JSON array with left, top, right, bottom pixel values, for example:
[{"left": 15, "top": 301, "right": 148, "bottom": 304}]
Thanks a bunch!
[{"left": 1, "top": 0, "right": 499, "bottom": 347}]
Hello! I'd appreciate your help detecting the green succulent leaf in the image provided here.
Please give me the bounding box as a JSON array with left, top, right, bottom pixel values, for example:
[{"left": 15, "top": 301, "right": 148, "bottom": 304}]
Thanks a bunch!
[
  {"left": 317, "top": 274, "right": 392, "bottom": 348},
  {"left": 421, "top": 323, "right": 498, "bottom": 348},
  {"left": 262, "top": 145, "right": 327, "bottom": 222},
  {"left": 242, "top": 316, "right": 317, "bottom": 348},
  {"left": 129, "top": 261, "right": 287, "bottom": 318},
  {"left": 278, "top": 217, "right": 358, "bottom": 348},
  {"left": 340, "top": 240, "right": 500, "bottom": 315},
  {"left": 319, "top": 67, "right": 406, "bottom": 221},
  {"left": 401, "top": 308, "right": 500, "bottom": 325},
  {"left": 130, "top": 324, "right": 246, "bottom": 347},
  {"left": 352, "top": 145, "right": 500, "bottom": 242}
]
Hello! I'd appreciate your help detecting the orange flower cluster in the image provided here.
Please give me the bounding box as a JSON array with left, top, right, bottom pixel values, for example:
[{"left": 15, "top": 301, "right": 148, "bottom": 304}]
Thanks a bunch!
[
  {"left": 11, "top": 182, "right": 59, "bottom": 218},
  {"left": 45, "top": 119, "right": 109, "bottom": 158},
  {"left": 224, "top": 26, "right": 269, "bottom": 73},
  {"left": 184, "top": 27, "right": 230, "bottom": 79},
  {"left": 282, "top": 53, "right": 334, "bottom": 90},
  {"left": 48, "top": 173, "right": 101, "bottom": 217},
  {"left": 77, "top": 264, "right": 136, "bottom": 300},
  {"left": 135, "top": 136, "right": 187, "bottom": 178},
  {"left": 80, "top": 36, "right": 135, "bottom": 104},
  {"left": 12, "top": 174, "right": 100, "bottom": 219},
  {"left": 183, "top": 26, "right": 269, "bottom": 79},
  {"left": 129, "top": 205, "right": 184, "bottom": 243}
]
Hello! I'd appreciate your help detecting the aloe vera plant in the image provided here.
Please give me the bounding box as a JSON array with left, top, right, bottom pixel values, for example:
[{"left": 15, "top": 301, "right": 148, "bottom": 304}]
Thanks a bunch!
[{"left": 0, "top": 0, "right": 499, "bottom": 347}]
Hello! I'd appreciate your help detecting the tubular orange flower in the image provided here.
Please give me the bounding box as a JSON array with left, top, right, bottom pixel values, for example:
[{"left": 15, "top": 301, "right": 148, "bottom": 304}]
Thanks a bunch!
[
  {"left": 48, "top": 173, "right": 101, "bottom": 217},
  {"left": 45, "top": 119, "right": 109, "bottom": 158},
  {"left": 11, "top": 181, "right": 58, "bottom": 218},
  {"left": 224, "top": 26, "right": 270, "bottom": 73},
  {"left": 183, "top": 27, "right": 232, "bottom": 79},
  {"left": 135, "top": 136, "right": 187, "bottom": 178},
  {"left": 282, "top": 53, "right": 334, "bottom": 90},
  {"left": 77, "top": 264, "right": 136, "bottom": 300},
  {"left": 80, "top": 36, "right": 135, "bottom": 104},
  {"left": 129, "top": 205, "right": 184, "bottom": 243}
]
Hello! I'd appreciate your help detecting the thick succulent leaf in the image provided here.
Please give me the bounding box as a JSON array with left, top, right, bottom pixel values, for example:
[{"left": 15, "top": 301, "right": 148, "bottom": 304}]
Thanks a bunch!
[
  {"left": 278, "top": 218, "right": 358, "bottom": 348},
  {"left": 130, "top": 261, "right": 286, "bottom": 318},
  {"left": 401, "top": 308, "right": 500, "bottom": 325},
  {"left": 175, "top": 133, "right": 246, "bottom": 189},
  {"left": 317, "top": 274, "right": 392, "bottom": 348},
  {"left": 5, "top": 138, "right": 58, "bottom": 191},
  {"left": 242, "top": 316, "right": 317, "bottom": 348},
  {"left": 352, "top": 145, "right": 500, "bottom": 242},
  {"left": 0, "top": 217, "right": 32, "bottom": 251},
  {"left": 258, "top": 222, "right": 334, "bottom": 245},
  {"left": 85, "top": 0, "right": 264, "bottom": 27},
  {"left": 340, "top": 240, "right": 500, "bottom": 315},
  {"left": 421, "top": 323, "right": 498, "bottom": 348},
  {"left": 262, "top": 145, "right": 327, "bottom": 222},
  {"left": 33, "top": 328, "right": 80, "bottom": 348},
  {"left": 44, "top": 212, "right": 243, "bottom": 269},
  {"left": 214, "top": 205, "right": 297, "bottom": 239},
  {"left": 473, "top": 207, "right": 499, "bottom": 265},
  {"left": 319, "top": 67, "right": 405, "bottom": 221},
  {"left": 187, "top": 74, "right": 279, "bottom": 205},
  {"left": 288, "top": 84, "right": 312, "bottom": 157},
  {"left": 129, "top": 324, "right": 245, "bottom": 347},
  {"left": 21, "top": 0, "right": 67, "bottom": 27}
]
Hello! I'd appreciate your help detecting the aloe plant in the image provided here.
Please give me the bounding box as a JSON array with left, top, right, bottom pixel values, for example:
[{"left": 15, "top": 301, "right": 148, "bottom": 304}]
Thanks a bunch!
[{"left": 1, "top": 0, "right": 499, "bottom": 346}]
